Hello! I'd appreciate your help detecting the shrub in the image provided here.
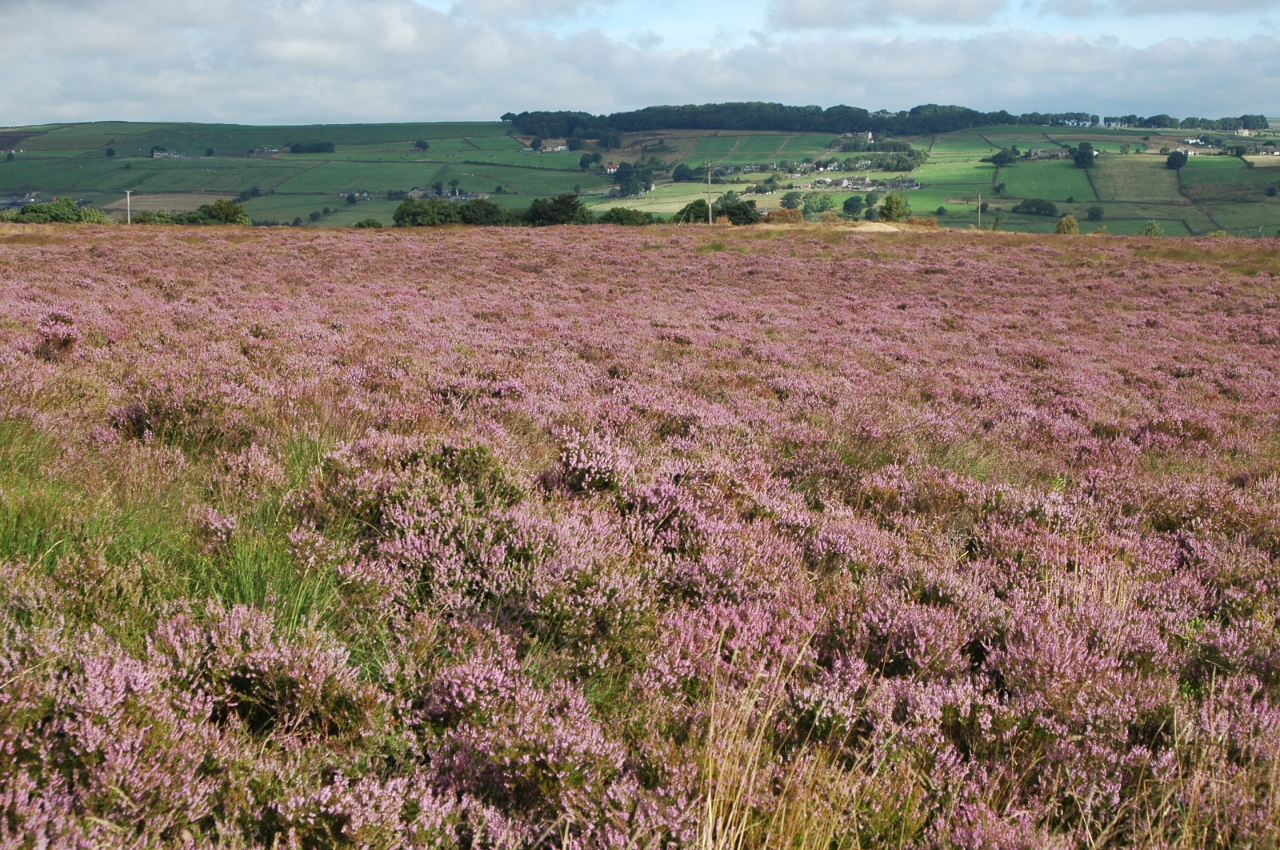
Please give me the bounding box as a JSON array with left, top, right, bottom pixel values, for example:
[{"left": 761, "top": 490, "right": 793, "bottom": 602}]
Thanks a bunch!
[
  {"left": 1140, "top": 220, "right": 1164, "bottom": 236},
  {"left": 352, "top": 218, "right": 383, "bottom": 229},
  {"left": 1086, "top": 205, "right": 1104, "bottom": 221},
  {"left": 34, "top": 310, "right": 80, "bottom": 361},
  {"left": 1055, "top": 215, "right": 1079, "bottom": 235},
  {"left": 1011, "top": 198, "right": 1059, "bottom": 216},
  {"left": 597, "top": 207, "right": 655, "bottom": 226}
]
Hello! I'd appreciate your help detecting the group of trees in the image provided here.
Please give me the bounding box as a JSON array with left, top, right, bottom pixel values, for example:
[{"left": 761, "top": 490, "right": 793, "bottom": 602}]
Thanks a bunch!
[
  {"left": 1011, "top": 198, "right": 1060, "bottom": 217},
  {"left": 133, "top": 199, "right": 252, "bottom": 226},
  {"left": 610, "top": 161, "right": 657, "bottom": 197},
  {"left": 392, "top": 194, "right": 601, "bottom": 228},
  {"left": 983, "top": 147, "right": 1021, "bottom": 167},
  {"left": 287, "top": 142, "right": 335, "bottom": 154},
  {"left": 506, "top": 103, "right": 1116, "bottom": 144},
  {"left": 671, "top": 195, "right": 762, "bottom": 225},
  {"left": 1104, "top": 114, "right": 1269, "bottom": 131},
  {"left": 389, "top": 193, "right": 776, "bottom": 229},
  {"left": 0, "top": 198, "right": 111, "bottom": 224},
  {"left": 508, "top": 104, "right": 1271, "bottom": 143}
]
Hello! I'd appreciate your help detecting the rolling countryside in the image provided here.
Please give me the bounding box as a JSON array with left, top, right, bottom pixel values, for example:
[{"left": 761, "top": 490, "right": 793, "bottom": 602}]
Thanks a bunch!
[{"left": 4, "top": 118, "right": 1279, "bottom": 235}]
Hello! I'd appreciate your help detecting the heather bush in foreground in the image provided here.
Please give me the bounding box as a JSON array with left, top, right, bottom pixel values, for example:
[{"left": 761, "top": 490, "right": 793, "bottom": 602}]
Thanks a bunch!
[{"left": 1, "top": 223, "right": 1279, "bottom": 847}]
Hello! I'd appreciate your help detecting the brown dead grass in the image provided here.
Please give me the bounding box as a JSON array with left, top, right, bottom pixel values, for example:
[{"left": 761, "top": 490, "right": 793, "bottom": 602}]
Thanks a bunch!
[{"left": 103, "top": 193, "right": 238, "bottom": 214}]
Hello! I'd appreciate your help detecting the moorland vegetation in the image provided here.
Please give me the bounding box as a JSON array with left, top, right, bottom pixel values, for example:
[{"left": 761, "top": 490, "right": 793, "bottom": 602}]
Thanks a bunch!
[{"left": 2, "top": 222, "right": 1280, "bottom": 847}]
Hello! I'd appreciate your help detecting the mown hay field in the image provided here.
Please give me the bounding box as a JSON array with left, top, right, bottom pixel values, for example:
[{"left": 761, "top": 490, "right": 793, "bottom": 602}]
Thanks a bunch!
[{"left": 2, "top": 222, "right": 1280, "bottom": 847}]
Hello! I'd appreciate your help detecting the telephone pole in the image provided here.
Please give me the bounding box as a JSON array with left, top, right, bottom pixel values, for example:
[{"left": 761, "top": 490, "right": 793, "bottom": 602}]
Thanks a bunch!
[
  {"left": 977, "top": 192, "right": 981, "bottom": 230},
  {"left": 706, "top": 161, "right": 713, "bottom": 224},
  {"left": 125, "top": 190, "right": 132, "bottom": 225}
]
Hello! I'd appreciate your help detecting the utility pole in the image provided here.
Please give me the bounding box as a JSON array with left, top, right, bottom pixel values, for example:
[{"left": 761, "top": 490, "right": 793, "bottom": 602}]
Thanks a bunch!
[
  {"left": 125, "top": 190, "right": 132, "bottom": 225},
  {"left": 977, "top": 192, "right": 981, "bottom": 230},
  {"left": 706, "top": 161, "right": 713, "bottom": 224}
]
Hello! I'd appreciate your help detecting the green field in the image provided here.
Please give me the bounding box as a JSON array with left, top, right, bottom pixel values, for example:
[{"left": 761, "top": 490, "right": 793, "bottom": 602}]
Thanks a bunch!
[
  {"left": 997, "top": 160, "right": 1097, "bottom": 202},
  {"left": 4, "top": 119, "right": 1279, "bottom": 235},
  {"left": 1090, "top": 156, "right": 1184, "bottom": 203}
]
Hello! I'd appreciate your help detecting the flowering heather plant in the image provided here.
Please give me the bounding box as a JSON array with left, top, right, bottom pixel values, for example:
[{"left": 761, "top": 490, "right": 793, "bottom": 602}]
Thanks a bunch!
[{"left": 2, "top": 222, "right": 1280, "bottom": 846}]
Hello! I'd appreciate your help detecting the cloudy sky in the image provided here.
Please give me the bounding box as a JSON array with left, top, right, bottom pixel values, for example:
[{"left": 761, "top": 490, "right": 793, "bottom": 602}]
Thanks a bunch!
[{"left": 1, "top": 0, "right": 1276, "bottom": 126}]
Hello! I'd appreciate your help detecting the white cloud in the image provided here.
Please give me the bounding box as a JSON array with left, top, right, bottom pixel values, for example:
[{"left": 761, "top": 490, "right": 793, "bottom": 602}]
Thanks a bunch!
[
  {"left": 446, "top": 0, "right": 617, "bottom": 19},
  {"left": 1039, "top": 0, "right": 1279, "bottom": 15},
  {"left": 0, "top": 1, "right": 1276, "bottom": 125},
  {"left": 768, "top": 0, "right": 1008, "bottom": 27}
]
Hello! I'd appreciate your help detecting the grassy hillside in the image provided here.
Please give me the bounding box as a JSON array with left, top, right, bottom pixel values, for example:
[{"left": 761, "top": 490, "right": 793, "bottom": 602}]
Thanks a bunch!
[
  {"left": 4, "top": 119, "right": 1280, "bottom": 235},
  {"left": 3, "top": 223, "right": 1280, "bottom": 845}
]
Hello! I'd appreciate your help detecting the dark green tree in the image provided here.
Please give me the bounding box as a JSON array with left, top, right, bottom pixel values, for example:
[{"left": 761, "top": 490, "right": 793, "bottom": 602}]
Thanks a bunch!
[
  {"left": 597, "top": 207, "right": 655, "bottom": 226},
  {"left": 842, "top": 196, "right": 864, "bottom": 216},
  {"left": 1073, "top": 142, "right": 1096, "bottom": 168},
  {"left": 673, "top": 199, "right": 710, "bottom": 224},
  {"left": 879, "top": 193, "right": 911, "bottom": 222},
  {"left": 458, "top": 199, "right": 506, "bottom": 226},
  {"left": 1011, "top": 198, "right": 1059, "bottom": 216},
  {"left": 672, "top": 163, "right": 698, "bottom": 182},
  {"left": 1166, "top": 150, "right": 1189, "bottom": 169},
  {"left": 1087, "top": 206, "right": 1104, "bottom": 221},
  {"left": 713, "top": 197, "right": 761, "bottom": 225},
  {"left": 780, "top": 191, "right": 804, "bottom": 209},
  {"left": 13, "top": 198, "right": 111, "bottom": 224},
  {"left": 393, "top": 198, "right": 462, "bottom": 227},
  {"left": 984, "top": 147, "right": 1019, "bottom": 167},
  {"left": 526, "top": 194, "right": 594, "bottom": 226},
  {"left": 205, "top": 199, "right": 252, "bottom": 224},
  {"left": 802, "top": 193, "right": 833, "bottom": 217}
]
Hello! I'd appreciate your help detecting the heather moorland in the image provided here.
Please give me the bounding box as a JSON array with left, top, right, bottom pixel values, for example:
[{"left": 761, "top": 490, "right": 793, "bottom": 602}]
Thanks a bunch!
[{"left": 2, "top": 223, "right": 1280, "bottom": 848}]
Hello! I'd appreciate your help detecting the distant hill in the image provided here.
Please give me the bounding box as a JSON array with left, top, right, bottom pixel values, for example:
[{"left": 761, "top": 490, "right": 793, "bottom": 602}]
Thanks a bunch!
[{"left": 2, "top": 116, "right": 1278, "bottom": 236}]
